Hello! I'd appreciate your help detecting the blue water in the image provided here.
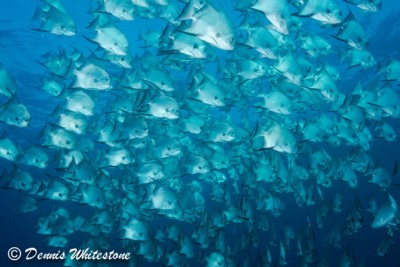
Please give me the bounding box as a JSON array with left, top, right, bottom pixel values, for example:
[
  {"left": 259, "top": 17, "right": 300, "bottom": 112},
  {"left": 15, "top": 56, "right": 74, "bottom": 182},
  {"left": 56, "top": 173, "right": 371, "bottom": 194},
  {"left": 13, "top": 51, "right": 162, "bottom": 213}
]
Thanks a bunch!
[{"left": 1, "top": 0, "right": 400, "bottom": 266}]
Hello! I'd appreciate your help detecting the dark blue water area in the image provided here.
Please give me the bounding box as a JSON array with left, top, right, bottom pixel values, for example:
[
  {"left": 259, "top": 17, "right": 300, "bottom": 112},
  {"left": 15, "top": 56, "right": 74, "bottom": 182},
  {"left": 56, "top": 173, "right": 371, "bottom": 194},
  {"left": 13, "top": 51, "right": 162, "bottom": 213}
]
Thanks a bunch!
[
  {"left": 1, "top": 0, "right": 400, "bottom": 266},
  {"left": 2, "top": 186, "right": 398, "bottom": 267}
]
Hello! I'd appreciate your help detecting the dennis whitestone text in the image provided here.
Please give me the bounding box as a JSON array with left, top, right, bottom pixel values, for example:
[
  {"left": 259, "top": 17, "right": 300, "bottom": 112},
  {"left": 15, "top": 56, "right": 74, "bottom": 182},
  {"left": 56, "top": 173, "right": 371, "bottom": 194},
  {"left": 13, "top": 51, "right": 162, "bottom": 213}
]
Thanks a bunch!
[{"left": 9, "top": 247, "right": 131, "bottom": 261}]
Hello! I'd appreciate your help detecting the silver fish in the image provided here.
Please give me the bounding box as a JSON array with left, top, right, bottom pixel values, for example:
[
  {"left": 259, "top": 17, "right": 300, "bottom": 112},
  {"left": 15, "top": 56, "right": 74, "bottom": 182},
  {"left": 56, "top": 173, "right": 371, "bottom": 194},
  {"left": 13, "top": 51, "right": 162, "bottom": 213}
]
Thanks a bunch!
[
  {"left": 0, "top": 98, "right": 31, "bottom": 127},
  {"left": 178, "top": 0, "right": 235, "bottom": 50}
]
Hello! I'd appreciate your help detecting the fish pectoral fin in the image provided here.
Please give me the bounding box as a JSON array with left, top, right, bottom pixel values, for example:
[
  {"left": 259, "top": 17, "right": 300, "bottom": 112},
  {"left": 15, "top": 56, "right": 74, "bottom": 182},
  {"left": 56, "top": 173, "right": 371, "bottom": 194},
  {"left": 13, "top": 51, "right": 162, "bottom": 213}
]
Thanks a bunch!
[
  {"left": 82, "top": 35, "right": 98, "bottom": 45},
  {"left": 291, "top": 12, "right": 314, "bottom": 18},
  {"left": 354, "top": 65, "right": 367, "bottom": 71},
  {"left": 235, "top": 42, "right": 253, "bottom": 49},
  {"left": 31, "top": 27, "right": 49, "bottom": 33},
  {"left": 175, "top": 28, "right": 198, "bottom": 37},
  {"left": 157, "top": 49, "right": 180, "bottom": 55}
]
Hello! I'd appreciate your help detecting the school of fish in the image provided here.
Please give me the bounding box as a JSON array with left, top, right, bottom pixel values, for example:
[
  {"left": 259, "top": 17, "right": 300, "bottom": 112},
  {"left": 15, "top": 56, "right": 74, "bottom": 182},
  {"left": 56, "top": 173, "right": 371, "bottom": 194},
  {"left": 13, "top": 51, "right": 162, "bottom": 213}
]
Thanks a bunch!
[{"left": 1, "top": 0, "right": 400, "bottom": 266}]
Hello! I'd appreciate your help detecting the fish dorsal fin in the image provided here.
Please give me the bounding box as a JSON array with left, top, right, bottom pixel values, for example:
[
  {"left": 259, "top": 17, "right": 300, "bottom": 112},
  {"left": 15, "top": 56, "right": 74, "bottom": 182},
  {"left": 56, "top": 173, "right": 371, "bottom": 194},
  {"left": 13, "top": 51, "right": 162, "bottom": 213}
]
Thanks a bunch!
[
  {"left": 177, "top": 0, "right": 195, "bottom": 21},
  {"left": 392, "top": 160, "right": 400, "bottom": 177},
  {"left": 1, "top": 96, "right": 20, "bottom": 109},
  {"left": 88, "top": 13, "right": 112, "bottom": 29},
  {"left": 388, "top": 194, "right": 398, "bottom": 211}
]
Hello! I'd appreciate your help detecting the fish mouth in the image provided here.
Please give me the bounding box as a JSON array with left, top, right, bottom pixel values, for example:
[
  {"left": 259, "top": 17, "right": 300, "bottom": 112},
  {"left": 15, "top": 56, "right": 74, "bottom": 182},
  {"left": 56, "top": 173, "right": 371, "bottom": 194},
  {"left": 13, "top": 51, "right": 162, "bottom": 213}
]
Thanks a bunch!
[
  {"left": 324, "top": 16, "right": 342, "bottom": 25},
  {"left": 222, "top": 44, "right": 235, "bottom": 51},
  {"left": 191, "top": 50, "right": 207, "bottom": 59},
  {"left": 167, "top": 113, "right": 179, "bottom": 119},
  {"left": 21, "top": 117, "right": 31, "bottom": 127},
  {"left": 110, "top": 47, "right": 128, "bottom": 56},
  {"left": 62, "top": 30, "right": 76, "bottom": 36},
  {"left": 212, "top": 36, "right": 235, "bottom": 51}
]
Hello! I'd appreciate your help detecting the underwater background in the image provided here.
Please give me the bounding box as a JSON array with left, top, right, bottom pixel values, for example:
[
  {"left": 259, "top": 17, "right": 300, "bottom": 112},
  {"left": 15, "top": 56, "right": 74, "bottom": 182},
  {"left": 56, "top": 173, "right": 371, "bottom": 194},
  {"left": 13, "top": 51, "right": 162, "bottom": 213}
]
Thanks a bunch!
[{"left": 1, "top": 0, "right": 400, "bottom": 266}]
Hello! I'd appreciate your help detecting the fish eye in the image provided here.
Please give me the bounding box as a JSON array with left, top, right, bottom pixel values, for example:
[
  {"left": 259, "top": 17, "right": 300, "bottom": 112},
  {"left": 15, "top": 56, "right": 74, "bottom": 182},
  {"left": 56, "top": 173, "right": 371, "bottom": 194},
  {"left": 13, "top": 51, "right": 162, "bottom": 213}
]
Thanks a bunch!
[
  {"left": 121, "top": 57, "right": 125, "bottom": 61},
  {"left": 66, "top": 140, "right": 71, "bottom": 145},
  {"left": 35, "top": 159, "right": 40, "bottom": 163},
  {"left": 161, "top": 82, "right": 166, "bottom": 86},
  {"left": 357, "top": 37, "right": 362, "bottom": 42},
  {"left": 114, "top": 42, "right": 118, "bottom": 46},
  {"left": 193, "top": 44, "right": 199, "bottom": 49},
  {"left": 214, "top": 96, "right": 218, "bottom": 100},
  {"left": 326, "top": 8, "right": 331, "bottom": 14},
  {"left": 15, "top": 117, "right": 19, "bottom": 121}
]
